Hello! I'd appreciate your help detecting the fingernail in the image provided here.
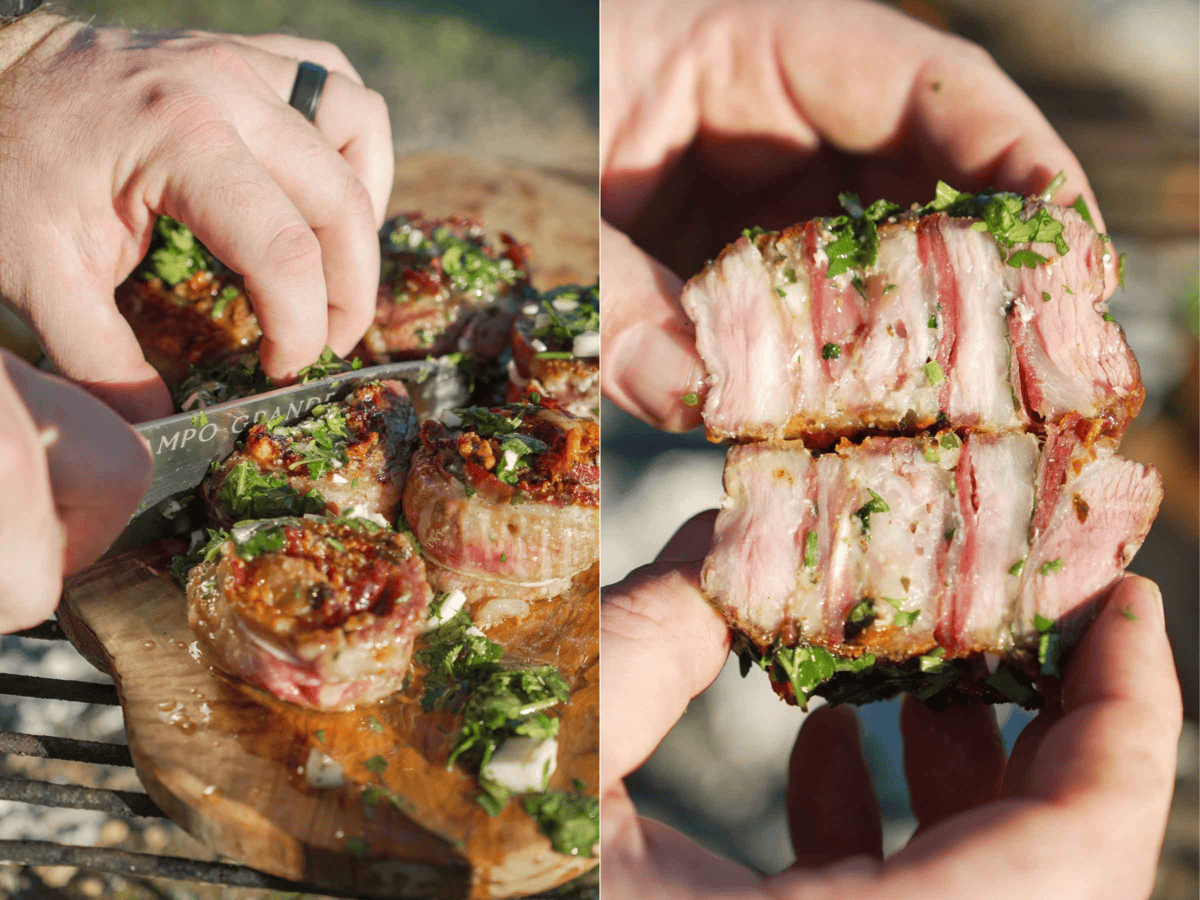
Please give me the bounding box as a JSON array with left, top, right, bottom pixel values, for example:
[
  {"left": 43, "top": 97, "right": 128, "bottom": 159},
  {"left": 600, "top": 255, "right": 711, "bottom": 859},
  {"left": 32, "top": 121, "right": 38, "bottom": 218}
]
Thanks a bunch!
[{"left": 614, "top": 324, "right": 705, "bottom": 431}]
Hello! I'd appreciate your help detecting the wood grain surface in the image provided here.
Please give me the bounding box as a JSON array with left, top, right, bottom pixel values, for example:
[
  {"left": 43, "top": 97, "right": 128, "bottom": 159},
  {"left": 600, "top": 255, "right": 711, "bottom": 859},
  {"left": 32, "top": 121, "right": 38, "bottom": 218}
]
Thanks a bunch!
[{"left": 60, "top": 545, "right": 598, "bottom": 899}]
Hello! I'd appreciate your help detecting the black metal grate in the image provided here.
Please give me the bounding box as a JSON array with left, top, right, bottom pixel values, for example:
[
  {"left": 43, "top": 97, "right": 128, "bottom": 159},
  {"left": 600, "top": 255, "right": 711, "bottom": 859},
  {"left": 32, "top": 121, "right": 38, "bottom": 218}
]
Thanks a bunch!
[{"left": 0, "top": 621, "right": 389, "bottom": 899}]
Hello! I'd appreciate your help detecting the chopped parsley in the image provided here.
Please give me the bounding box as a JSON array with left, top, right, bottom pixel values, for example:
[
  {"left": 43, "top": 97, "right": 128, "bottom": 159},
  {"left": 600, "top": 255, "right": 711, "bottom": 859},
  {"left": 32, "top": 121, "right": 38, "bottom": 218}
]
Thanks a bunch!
[
  {"left": 415, "top": 608, "right": 576, "bottom": 821},
  {"left": 853, "top": 488, "right": 889, "bottom": 536},
  {"left": 522, "top": 780, "right": 599, "bottom": 859},
  {"left": 364, "top": 755, "right": 388, "bottom": 774},
  {"left": 1072, "top": 195, "right": 1096, "bottom": 227},
  {"left": 822, "top": 342, "right": 841, "bottom": 360},
  {"left": 985, "top": 668, "right": 1036, "bottom": 706},
  {"left": 529, "top": 283, "right": 599, "bottom": 349},
  {"left": 137, "top": 216, "right": 219, "bottom": 286},
  {"left": 928, "top": 314, "right": 938, "bottom": 328},
  {"left": 1034, "top": 613, "right": 1062, "bottom": 676},
  {"left": 1118, "top": 253, "right": 1127, "bottom": 289},
  {"left": 1008, "top": 558, "right": 1026, "bottom": 576},
  {"left": 925, "top": 179, "right": 1070, "bottom": 268},
  {"left": 217, "top": 461, "right": 325, "bottom": 521},
  {"left": 846, "top": 598, "right": 874, "bottom": 625},
  {"left": 918, "top": 647, "right": 947, "bottom": 673},
  {"left": 681, "top": 392, "right": 699, "bottom": 407},
  {"left": 776, "top": 287, "right": 786, "bottom": 299},
  {"left": 822, "top": 194, "right": 903, "bottom": 278},
  {"left": 803, "top": 530, "right": 819, "bottom": 569},
  {"left": 1041, "top": 291, "right": 1052, "bottom": 303},
  {"left": 1038, "top": 557, "right": 1065, "bottom": 575},
  {"left": 269, "top": 403, "right": 353, "bottom": 480},
  {"left": 386, "top": 217, "right": 524, "bottom": 298},
  {"left": 210, "top": 284, "right": 240, "bottom": 319},
  {"left": 741, "top": 225, "right": 766, "bottom": 240},
  {"left": 1103, "top": 312, "right": 1118, "bottom": 324},
  {"left": 1120, "top": 605, "right": 1139, "bottom": 621},
  {"left": 923, "top": 360, "right": 945, "bottom": 385},
  {"left": 940, "top": 432, "right": 960, "bottom": 450},
  {"left": 883, "top": 597, "right": 919, "bottom": 627}
]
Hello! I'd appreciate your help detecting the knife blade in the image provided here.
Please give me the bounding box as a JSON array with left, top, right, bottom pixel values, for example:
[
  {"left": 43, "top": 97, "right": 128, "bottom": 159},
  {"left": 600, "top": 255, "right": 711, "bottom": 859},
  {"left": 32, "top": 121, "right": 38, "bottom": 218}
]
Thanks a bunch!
[{"left": 133, "top": 359, "right": 441, "bottom": 517}]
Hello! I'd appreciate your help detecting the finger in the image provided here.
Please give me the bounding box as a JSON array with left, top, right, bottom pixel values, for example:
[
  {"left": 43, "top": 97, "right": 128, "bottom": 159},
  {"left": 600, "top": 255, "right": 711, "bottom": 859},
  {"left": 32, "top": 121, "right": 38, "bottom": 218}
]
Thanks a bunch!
[
  {"left": 601, "top": 552, "right": 730, "bottom": 787},
  {"left": 890, "top": 577, "right": 1179, "bottom": 899},
  {"left": 1025, "top": 577, "right": 1180, "bottom": 807},
  {"left": 656, "top": 508, "right": 718, "bottom": 563},
  {"left": 151, "top": 119, "right": 328, "bottom": 380},
  {"left": 1001, "top": 703, "right": 1062, "bottom": 799},
  {"left": 787, "top": 705, "right": 883, "bottom": 867},
  {"left": 18, "top": 253, "right": 172, "bottom": 421},
  {"left": 230, "top": 39, "right": 394, "bottom": 226},
  {"left": 3, "top": 353, "right": 152, "bottom": 573},
  {"left": 234, "top": 100, "right": 380, "bottom": 357},
  {"left": 0, "top": 353, "right": 65, "bottom": 632},
  {"left": 600, "top": 221, "right": 705, "bottom": 431},
  {"left": 900, "top": 695, "right": 1005, "bottom": 835},
  {"left": 768, "top": 0, "right": 1106, "bottom": 231}
]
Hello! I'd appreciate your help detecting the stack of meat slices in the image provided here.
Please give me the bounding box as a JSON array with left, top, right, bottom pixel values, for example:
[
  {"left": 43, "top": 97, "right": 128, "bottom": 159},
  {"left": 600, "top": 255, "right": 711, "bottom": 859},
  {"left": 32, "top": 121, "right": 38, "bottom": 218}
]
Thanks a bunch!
[
  {"left": 186, "top": 381, "right": 428, "bottom": 711},
  {"left": 187, "top": 516, "right": 431, "bottom": 712},
  {"left": 355, "top": 213, "right": 533, "bottom": 364},
  {"left": 403, "top": 399, "right": 599, "bottom": 624},
  {"left": 685, "top": 192, "right": 1162, "bottom": 707},
  {"left": 116, "top": 217, "right": 260, "bottom": 385},
  {"left": 507, "top": 283, "right": 600, "bottom": 419}
]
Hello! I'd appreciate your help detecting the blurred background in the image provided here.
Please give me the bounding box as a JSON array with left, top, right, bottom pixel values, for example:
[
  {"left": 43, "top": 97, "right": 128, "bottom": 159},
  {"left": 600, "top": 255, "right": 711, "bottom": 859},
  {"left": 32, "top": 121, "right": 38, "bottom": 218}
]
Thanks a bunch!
[
  {"left": 602, "top": 0, "right": 1198, "bottom": 896},
  {"left": 0, "top": 1, "right": 596, "bottom": 898}
]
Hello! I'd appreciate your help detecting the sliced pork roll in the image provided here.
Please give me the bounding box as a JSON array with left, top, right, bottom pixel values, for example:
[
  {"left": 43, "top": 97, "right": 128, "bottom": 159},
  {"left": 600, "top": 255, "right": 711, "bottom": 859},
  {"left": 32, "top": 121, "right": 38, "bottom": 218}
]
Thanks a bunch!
[
  {"left": 201, "top": 381, "right": 418, "bottom": 527},
  {"left": 681, "top": 196, "right": 1142, "bottom": 445},
  {"left": 507, "top": 283, "right": 600, "bottom": 419},
  {"left": 116, "top": 217, "right": 260, "bottom": 385},
  {"left": 402, "top": 401, "right": 599, "bottom": 612},
  {"left": 355, "top": 213, "right": 532, "bottom": 364},
  {"left": 705, "top": 423, "right": 1162, "bottom": 707},
  {"left": 187, "top": 516, "right": 431, "bottom": 711}
]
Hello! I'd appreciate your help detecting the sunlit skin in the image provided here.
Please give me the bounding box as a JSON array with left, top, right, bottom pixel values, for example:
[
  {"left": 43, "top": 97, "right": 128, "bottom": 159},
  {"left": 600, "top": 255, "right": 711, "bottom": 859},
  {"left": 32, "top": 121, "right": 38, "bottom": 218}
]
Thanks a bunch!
[
  {"left": 600, "top": 2, "right": 1179, "bottom": 897},
  {"left": 0, "top": 11, "right": 393, "bottom": 422},
  {"left": 602, "top": 511, "right": 1180, "bottom": 900}
]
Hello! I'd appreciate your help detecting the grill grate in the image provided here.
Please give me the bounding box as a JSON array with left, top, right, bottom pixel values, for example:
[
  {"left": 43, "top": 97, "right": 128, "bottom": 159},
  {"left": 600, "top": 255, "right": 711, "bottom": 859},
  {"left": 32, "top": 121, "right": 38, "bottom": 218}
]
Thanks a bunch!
[{"left": 0, "top": 622, "right": 407, "bottom": 899}]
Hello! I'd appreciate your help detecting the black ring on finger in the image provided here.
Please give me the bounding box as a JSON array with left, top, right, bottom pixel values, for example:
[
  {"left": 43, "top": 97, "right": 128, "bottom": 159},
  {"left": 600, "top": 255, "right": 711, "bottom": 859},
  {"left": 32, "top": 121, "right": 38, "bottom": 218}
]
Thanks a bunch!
[{"left": 288, "top": 61, "right": 328, "bottom": 123}]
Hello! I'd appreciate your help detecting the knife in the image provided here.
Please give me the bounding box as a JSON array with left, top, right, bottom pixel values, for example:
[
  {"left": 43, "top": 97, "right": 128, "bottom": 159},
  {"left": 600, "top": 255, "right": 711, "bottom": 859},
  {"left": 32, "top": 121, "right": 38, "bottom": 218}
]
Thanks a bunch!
[{"left": 110, "top": 358, "right": 450, "bottom": 555}]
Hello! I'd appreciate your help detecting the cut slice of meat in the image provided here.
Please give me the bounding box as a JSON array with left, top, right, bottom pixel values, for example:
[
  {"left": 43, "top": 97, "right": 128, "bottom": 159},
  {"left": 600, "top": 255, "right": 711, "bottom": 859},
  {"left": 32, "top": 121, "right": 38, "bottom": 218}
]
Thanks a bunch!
[
  {"left": 354, "top": 213, "right": 533, "bottom": 364},
  {"left": 186, "top": 516, "right": 431, "bottom": 711},
  {"left": 507, "top": 283, "right": 599, "bottom": 419},
  {"left": 402, "top": 400, "right": 599, "bottom": 609},
  {"left": 201, "top": 381, "right": 418, "bottom": 527},
  {"left": 705, "top": 428, "right": 1161, "bottom": 707},
  {"left": 681, "top": 200, "right": 1142, "bottom": 444}
]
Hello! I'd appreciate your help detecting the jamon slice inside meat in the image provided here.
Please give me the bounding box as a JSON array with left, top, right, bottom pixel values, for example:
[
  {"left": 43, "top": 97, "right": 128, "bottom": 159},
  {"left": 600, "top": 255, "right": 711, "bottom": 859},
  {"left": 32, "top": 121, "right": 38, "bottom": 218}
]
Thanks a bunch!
[
  {"left": 705, "top": 427, "right": 1161, "bottom": 706},
  {"left": 187, "top": 517, "right": 431, "bottom": 711},
  {"left": 681, "top": 200, "right": 1142, "bottom": 444},
  {"left": 201, "top": 381, "right": 418, "bottom": 527},
  {"left": 402, "top": 401, "right": 599, "bottom": 612}
]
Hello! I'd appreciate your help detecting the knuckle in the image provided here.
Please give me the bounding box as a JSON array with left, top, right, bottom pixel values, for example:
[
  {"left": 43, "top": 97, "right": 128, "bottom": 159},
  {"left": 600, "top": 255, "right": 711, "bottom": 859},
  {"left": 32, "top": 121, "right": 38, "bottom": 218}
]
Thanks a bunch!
[
  {"left": 341, "top": 175, "right": 375, "bottom": 225},
  {"left": 263, "top": 222, "right": 322, "bottom": 273},
  {"left": 361, "top": 88, "right": 390, "bottom": 128},
  {"left": 314, "top": 40, "right": 352, "bottom": 72},
  {"left": 189, "top": 39, "right": 253, "bottom": 80}
]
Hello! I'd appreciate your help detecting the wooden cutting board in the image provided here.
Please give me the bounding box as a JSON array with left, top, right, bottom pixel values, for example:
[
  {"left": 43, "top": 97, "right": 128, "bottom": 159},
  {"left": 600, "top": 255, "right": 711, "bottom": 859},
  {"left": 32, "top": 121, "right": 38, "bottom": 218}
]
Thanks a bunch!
[{"left": 60, "top": 544, "right": 598, "bottom": 899}]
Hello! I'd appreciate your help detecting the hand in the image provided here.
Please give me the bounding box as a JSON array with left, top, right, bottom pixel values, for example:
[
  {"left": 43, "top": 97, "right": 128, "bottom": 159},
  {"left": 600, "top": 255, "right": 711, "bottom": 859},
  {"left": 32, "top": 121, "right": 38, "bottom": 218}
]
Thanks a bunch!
[
  {"left": 601, "top": 0, "right": 1105, "bottom": 431},
  {"left": 0, "top": 11, "right": 393, "bottom": 421},
  {"left": 602, "top": 511, "right": 1181, "bottom": 899},
  {"left": 0, "top": 350, "right": 151, "bottom": 632}
]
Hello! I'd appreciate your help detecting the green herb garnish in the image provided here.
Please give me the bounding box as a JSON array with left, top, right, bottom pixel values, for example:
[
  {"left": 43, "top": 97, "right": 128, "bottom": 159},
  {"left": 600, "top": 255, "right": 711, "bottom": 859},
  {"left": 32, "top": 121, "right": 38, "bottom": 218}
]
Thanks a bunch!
[
  {"left": 1008, "top": 558, "right": 1026, "bottom": 576},
  {"left": 923, "top": 360, "right": 945, "bottom": 385},
  {"left": 853, "top": 489, "right": 889, "bottom": 536},
  {"left": 822, "top": 342, "right": 841, "bottom": 360},
  {"left": 364, "top": 755, "right": 388, "bottom": 774},
  {"left": 1038, "top": 558, "right": 1064, "bottom": 575},
  {"left": 803, "top": 530, "right": 819, "bottom": 569},
  {"left": 217, "top": 461, "right": 325, "bottom": 521},
  {"left": 522, "top": 780, "right": 599, "bottom": 858}
]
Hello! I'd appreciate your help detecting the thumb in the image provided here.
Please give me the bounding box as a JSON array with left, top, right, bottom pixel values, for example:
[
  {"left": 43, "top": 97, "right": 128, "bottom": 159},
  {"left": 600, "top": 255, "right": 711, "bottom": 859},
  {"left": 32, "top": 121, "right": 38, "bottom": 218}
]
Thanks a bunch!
[
  {"left": 600, "top": 511, "right": 730, "bottom": 788},
  {"left": 601, "top": 221, "right": 705, "bottom": 432},
  {"left": 20, "top": 258, "right": 171, "bottom": 421}
]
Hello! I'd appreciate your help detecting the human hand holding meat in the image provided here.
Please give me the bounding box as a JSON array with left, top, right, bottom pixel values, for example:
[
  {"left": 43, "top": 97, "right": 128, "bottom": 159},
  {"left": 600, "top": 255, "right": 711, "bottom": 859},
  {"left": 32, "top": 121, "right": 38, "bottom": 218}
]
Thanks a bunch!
[
  {"left": 601, "top": 0, "right": 1105, "bottom": 430},
  {"left": 0, "top": 10, "right": 392, "bottom": 421},
  {"left": 0, "top": 351, "right": 150, "bottom": 633},
  {"left": 601, "top": 512, "right": 1181, "bottom": 900}
]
